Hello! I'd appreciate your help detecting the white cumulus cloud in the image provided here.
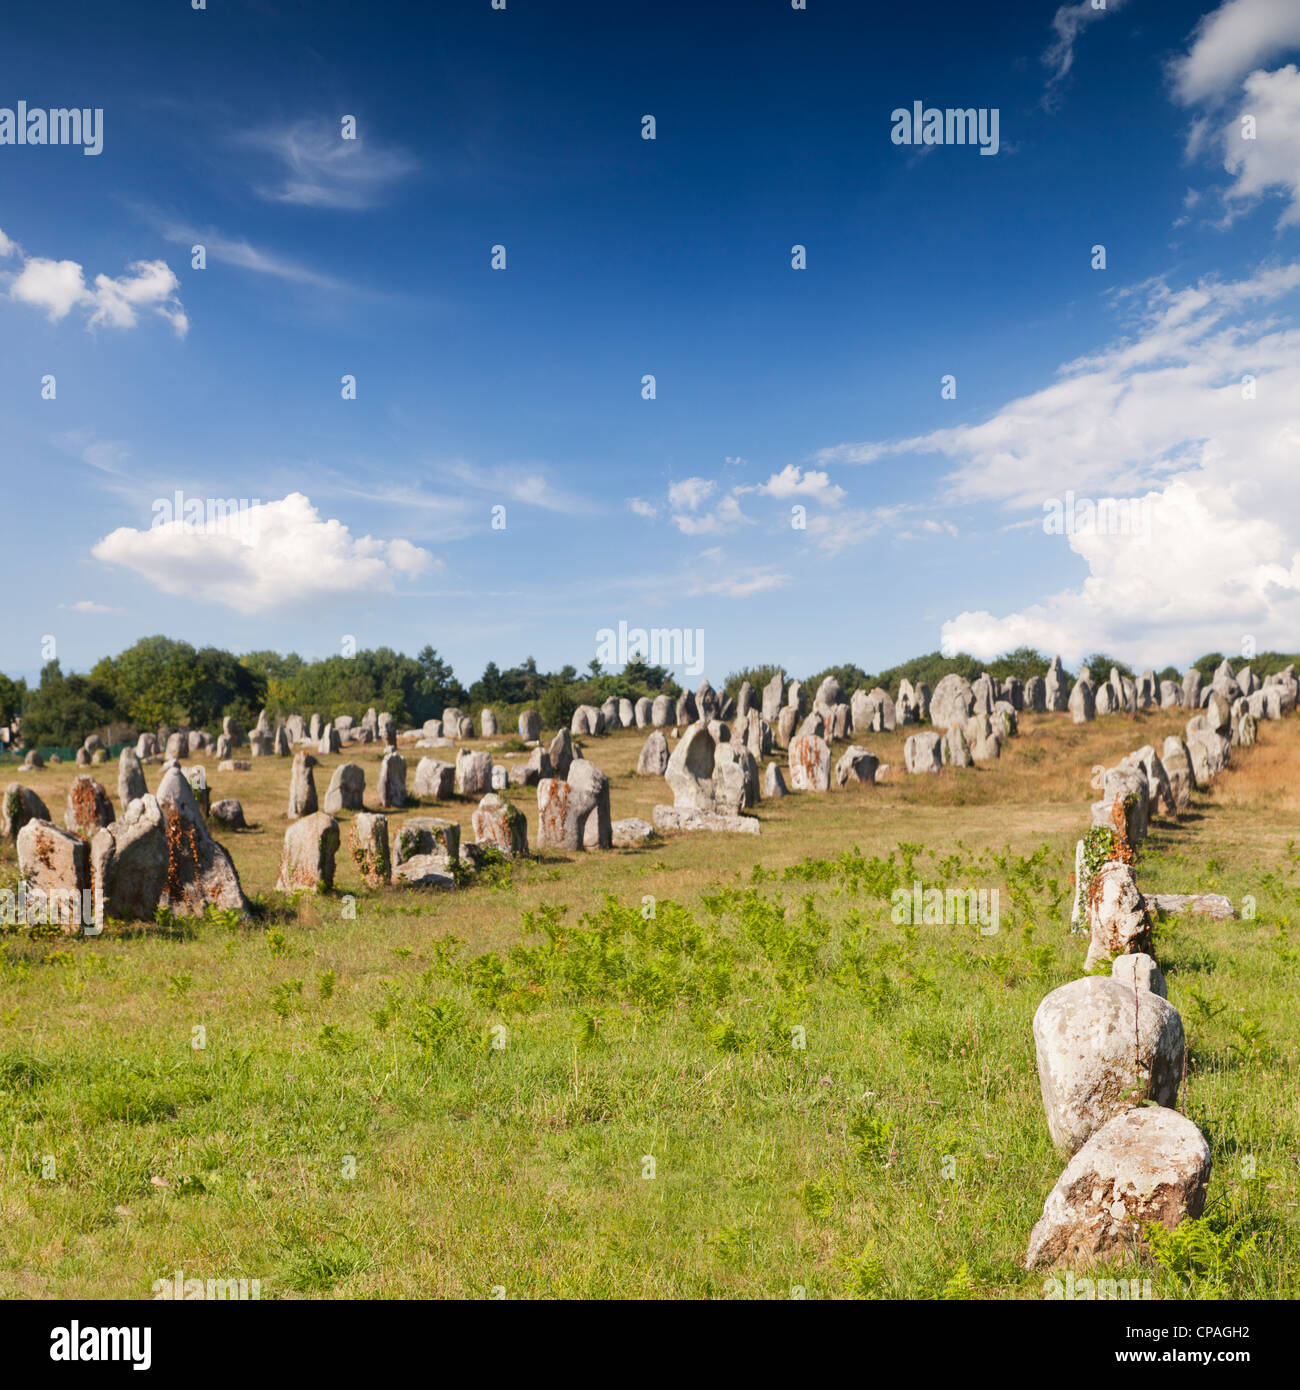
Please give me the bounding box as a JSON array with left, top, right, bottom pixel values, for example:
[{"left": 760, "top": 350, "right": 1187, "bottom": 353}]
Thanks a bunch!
[{"left": 92, "top": 492, "right": 437, "bottom": 615}]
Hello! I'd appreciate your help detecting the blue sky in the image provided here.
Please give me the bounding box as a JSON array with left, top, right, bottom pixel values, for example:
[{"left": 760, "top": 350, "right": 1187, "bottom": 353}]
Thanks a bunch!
[{"left": 3, "top": 0, "right": 1300, "bottom": 689}]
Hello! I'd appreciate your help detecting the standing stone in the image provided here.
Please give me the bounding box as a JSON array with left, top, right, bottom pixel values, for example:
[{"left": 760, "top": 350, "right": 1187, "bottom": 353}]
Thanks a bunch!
[
  {"left": 378, "top": 751, "right": 407, "bottom": 809},
  {"left": 970, "top": 674, "right": 995, "bottom": 715},
  {"left": 275, "top": 728, "right": 292, "bottom": 757},
  {"left": 324, "top": 763, "right": 365, "bottom": 813},
  {"left": 600, "top": 697, "right": 621, "bottom": 731},
  {"left": 572, "top": 705, "right": 600, "bottom": 737},
  {"left": 651, "top": 694, "right": 674, "bottom": 727},
  {"left": 675, "top": 691, "right": 697, "bottom": 726},
  {"left": 508, "top": 747, "right": 552, "bottom": 788},
  {"left": 1024, "top": 675, "right": 1046, "bottom": 712},
  {"left": 619, "top": 698, "right": 635, "bottom": 728},
  {"left": 1024, "top": 1108, "right": 1210, "bottom": 1270},
  {"left": 480, "top": 708, "right": 498, "bottom": 738},
  {"left": 422, "top": 718, "right": 444, "bottom": 741},
  {"left": 277, "top": 812, "right": 340, "bottom": 892},
  {"left": 455, "top": 749, "right": 493, "bottom": 797},
  {"left": 65, "top": 776, "right": 114, "bottom": 837},
  {"left": 1112, "top": 952, "right": 1167, "bottom": 998},
  {"left": 835, "top": 746, "right": 878, "bottom": 786},
  {"left": 633, "top": 697, "right": 652, "bottom": 728},
  {"left": 334, "top": 715, "right": 354, "bottom": 735},
  {"left": 154, "top": 767, "right": 250, "bottom": 916},
  {"left": 761, "top": 671, "right": 785, "bottom": 723},
  {"left": 788, "top": 732, "right": 832, "bottom": 792},
  {"left": 537, "top": 759, "right": 611, "bottom": 851},
  {"left": 714, "top": 742, "right": 760, "bottom": 810},
  {"left": 309, "top": 714, "right": 323, "bottom": 741},
  {"left": 19, "top": 819, "right": 91, "bottom": 929},
  {"left": 90, "top": 794, "right": 169, "bottom": 926},
  {"left": 519, "top": 710, "right": 541, "bottom": 741},
  {"left": 377, "top": 712, "right": 396, "bottom": 746},
  {"left": 813, "top": 676, "right": 844, "bottom": 713},
  {"left": 1068, "top": 679, "right": 1095, "bottom": 724},
  {"left": 549, "top": 728, "right": 574, "bottom": 779},
  {"left": 393, "top": 816, "right": 460, "bottom": 868},
  {"left": 941, "top": 724, "right": 972, "bottom": 768},
  {"left": 736, "top": 682, "right": 754, "bottom": 721},
  {"left": 286, "top": 714, "right": 306, "bottom": 744},
  {"left": 318, "top": 724, "right": 341, "bottom": 755},
  {"left": 414, "top": 757, "right": 455, "bottom": 799},
  {"left": 491, "top": 765, "right": 509, "bottom": 791},
  {"left": 2, "top": 784, "right": 50, "bottom": 841},
  {"left": 636, "top": 730, "right": 670, "bottom": 776},
  {"left": 349, "top": 813, "right": 391, "bottom": 886},
  {"left": 135, "top": 732, "right": 158, "bottom": 759},
  {"left": 763, "top": 763, "right": 788, "bottom": 798},
  {"left": 1160, "top": 737, "right": 1196, "bottom": 808},
  {"left": 164, "top": 732, "right": 187, "bottom": 761},
  {"left": 216, "top": 734, "right": 233, "bottom": 760},
  {"left": 288, "top": 752, "right": 318, "bottom": 820},
  {"left": 117, "top": 749, "right": 147, "bottom": 806},
  {"left": 904, "top": 731, "right": 943, "bottom": 774},
  {"left": 1182, "top": 668, "right": 1203, "bottom": 708},
  {"left": 1084, "top": 861, "right": 1151, "bottom": 970},
  {"left": 776, "top": 706, "right": 799, "bottom": 749},
  {"left": 250, "top": 733, "right": 273, "bottom": 757},
  {"left": 472, "top": 793, "right": 529, "bottom": 857},
  {"left": 929, "top": 674, "right": 975, "bottom": 729},
  {"left": 1033, "top": 976, "right": 1185, "bottom": 1155},
  {"left": 1044, "top": 655, "right": 1069, "bottom": 712}
]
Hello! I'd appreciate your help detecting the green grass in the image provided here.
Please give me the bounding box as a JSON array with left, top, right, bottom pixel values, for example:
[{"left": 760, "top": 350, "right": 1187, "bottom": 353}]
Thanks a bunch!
[{"left": 0, "top": 713, "right": 1296, "bottom": 1298}]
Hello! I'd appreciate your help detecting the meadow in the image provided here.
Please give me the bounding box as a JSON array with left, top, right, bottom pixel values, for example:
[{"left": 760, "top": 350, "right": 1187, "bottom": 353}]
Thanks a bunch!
[{"left": 1, "top": 710, "right": 1296, "bottom": 1299}]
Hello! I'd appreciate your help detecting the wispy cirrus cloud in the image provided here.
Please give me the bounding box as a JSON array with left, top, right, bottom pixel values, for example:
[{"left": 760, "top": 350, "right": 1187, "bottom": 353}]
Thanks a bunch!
[{"left": 238, "top": 118, "right": 419, "bottom": 209}]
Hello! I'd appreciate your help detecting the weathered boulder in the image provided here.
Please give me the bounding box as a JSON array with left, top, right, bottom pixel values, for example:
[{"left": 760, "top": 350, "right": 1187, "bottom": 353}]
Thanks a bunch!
[
  {"left": 788, "top": 732, "right": 832, "bottom": 792},
  {"left": 714, "top": 741, "right": 760, "bottom": 810},
  {"left": 276, "top": 812, "right": 339, "bottom": 892},
  {"left": 763, "top": 763, "right": 787, "bottom": 798},
  {"left": 154, "top": 767, "right": 250, "bottom": 916},
  {"left": 652, "top": 806, "right": 761, "bottom": 835},
  {"left": 970, "top": 673, "right": 995, "bottom": 715},
  {"left": 378, "top": 752, "right": 407, "bottom": 809},
  {"left": 813, "top": 675, "right": 844, "bottom": 713},
  {"left": 472, "top": 793, "right": 529, "bottom": 857},
  {"left": 1083, "top": 860, "right": 1151, "bottom": 970},
  {"left": 651, "top": 694, "right": 674, "bottom": 728},
  {"left": 571, "top": 704, "right": 601, "bottom": 737},
  {"left": 65, "top": 775, "right": 114, "bottom": 837},
  {"left": 324, "top": 762, "right": 365, "bottom": 813},
  {"left": 17, "top": 820, "right": 91, "bottom": 928},
  {"left": 636, "top": 730, "right": 670, "bottom": 776},
  {"left": 941, "top": 724, "right": 972, "bottom": 768},
  {"left": 1025, "top": 676, "right": 1047, "bottom": 712},
  {"left": 349, "top": 812, "right": 391, "bottom": 886},
  {"left": 1068, "top": 679, "right": 1095, "bottom": 724},
  {"left": 480, "top": 708, "right": 498, "bottom": 738},
  {"left": 117, "top": 749, "right": 147, "bottom": 806},
  {"left": 1145, "top": 893, "right": 1234, "bottom": 919},
  {"left": 318, "top": 725, "right": 340, "bottom": 756},
  {"left": 210, "top": 798, "right": 246, "bottom": 830},
  {"left": 1123, "top": 747, "right": 1174, "bottom": 818},
  {"left": 414, "top": 757, "right": 455, "bottom": 800},
  {"left": 665, "top": 725, "right": 725, "bottom": 810},
  {"left": 2, "top": 783, "right": 50, "bottom": 841},
  {"left": 633, "top": 697, "right": 652, "bottom": 728},
  {"left": 1160, "top": 737, "right": 1196, "bottom": 808},
  {"left": 518, "top": 710, "right": 541, "bottom": 742},
  {"left": 1094, "top": 682, "right": 1118, "bottom": 716},
  {"left": 90, "top": 794, "right": 169, "bottom": 926},
  {"left": 611, "top": 816, "right": 656, "bottom": 847},
  {"left": 538, "top": 759, "right": 611, "bottom": 851},
  {"left": 135, "top": 732, "right": 158, "bottom": 759},
  {"left": 835, "top": 746, "right": 878, "bottom": 786},
  {"left": 929, "top": 674, "right": 974, "bottom": 729},
  {"left": 218, "top": 759, "right": 251, "bottom": 773},
  {"left": 377, "top": 712, "right": 396, "bottom": 746},
  {"left": 675, "top": 691, "right": 697, "bottom": 726},
  {"left": 761, "top": 671, "right": 785, "bottom": 723},
  {"left": 1045, "top": 656, "right": 1070, "bottom": 712},
  {"left": 393, "top": 816, "right": 460, "bottom": 868},
  {"left": 287, "top": 751, "right": 319, "bottom": 820},
  {"left": 696, "top": 681, "right": 719, "bottom": 721},
  {"left": 549, "top": 728, "right": 574, "bottom": 779},
  {"left": 776, "top": 706, "right": 799, "bottom": 749},
  {"left": 600, "top": 696, "right": 621, "bottom": 731},
  {"left": 508, "top": 746, "right": 552, "bottom": 788},
  {"left": 455, "top": 749, "right": 493, "bottom": 798},
  {"left": 1033, "top": 976, "right": 1185, "bottom": 1154},
  {"left": 1024, "top": 1108, "right": 1210, "bottom": 1270},
  {"left": 1186, "top": 729, "right": 1229, "bottom": 783},
  {"left": 490, "top": 764, "right": 509, "bottom": 791},
  {"left": 904, "top": 731, "right": 943, "bottom": 774}
]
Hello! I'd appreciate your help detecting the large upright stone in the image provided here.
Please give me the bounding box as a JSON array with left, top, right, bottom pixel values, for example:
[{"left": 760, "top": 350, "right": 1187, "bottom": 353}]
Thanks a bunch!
[
  {"left": 519, "top": 710, "right": 541, "bottom": 742},
  {"left": 1024, "top": 675, "right": 1046, "bottom": 712},
  {"left": 324, "top": 762, "right": 365, "bottom": 813},
  {"left": 17, "top": 820, "right": 91, "bottom": 929},
  {"left": 636, "top": 730, "right": 670, "bottom": 776},
  {"left": 788, "top": 732, "right": 832, "bottom": 792},
  {"left": 276, "top": 812, "right": 340, "bottom": 892},
  {"left": 1068, "top": 679, "right": 1095, "bottom": 724},
  {"left": 537, "top": 759, "right": 611, "bottom": 851},
  {"left": 904, "top": 730, "right": 943, "bottom": 774},
  {"left": 633, "top": 697, "right": 652, "bottom": 728},
  {"left": 455, "top": 749, "right": 493, "bottom": 797},
  {"left": 91, "top": 794, "right": 169, "bottom": 926},
  {"left": 117, "top": 749, "right": 147, "bottom": 807},
  {"left": 414, "top": 757, "right": 455, "bottom": 799},
  {"left": 651, "top": 694, "right": 674, "bottom": 728},
  {"left": 1182, "top": 668, "right": 1203, "bottom": 708},
  {"left": 761, "top": 671, "right": 784, "bottom": 723},
  {"left": 1044, "top": 655, "right": 1069, "bottom": 712},
  {"left": 835, "top": 746, "right": 878, "bottom": 786},
  {"left": 65, "top": 776, "right": 114, "bottom": 837},
  {"left": 349, "top": 813, "right": 390, "bottom": 886},
  {"left": 548, "top": 728, "right": 574, "bottom": 778},
  {"left": 3, "top": 784, "right": 50, "bottom": 840},
  {"left": 929, "top": 674, "right": 974, "bottom": 729},
  {"left": 155, "top": 767, "right": 250, "bottom": 916},
  {"left": 472, "top": 793, "right": 529, "bottom": 857},
  {"left": 1032, "top": 976, "right": 1184, "bottom": 1155},
  {"left": 508, "top": 746, "right": 552, "bottom": 788},
  {"left": 378, "top": 751, "right": 407, "bottom": 809},
  {"left": 1160, "top": 736, "right": 1195, "bottom": 808},
  {"left": 1083, "top": 861, "right": 1150, "bottom": 970},
  {"left": 287, "top": 752, "right": 319, "bottom": 820},
  {"left": 480, "top": 708, "right": 498, "bottom": 737}
]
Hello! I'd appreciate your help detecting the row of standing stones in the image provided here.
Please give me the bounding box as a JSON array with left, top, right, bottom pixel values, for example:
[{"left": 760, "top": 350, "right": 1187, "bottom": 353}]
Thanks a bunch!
[
  {"left": 3, "top": 657, "right": 1294, "bottom": 936},
  {"left": 1019, "top": 660, "right": 1300, "bottom": 1270}
]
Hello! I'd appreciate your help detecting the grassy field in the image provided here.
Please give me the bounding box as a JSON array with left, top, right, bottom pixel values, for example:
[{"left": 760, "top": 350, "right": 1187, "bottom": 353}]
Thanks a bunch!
[{"left": 1, "top": 710, "right": 1296, "bottom": 1299}]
